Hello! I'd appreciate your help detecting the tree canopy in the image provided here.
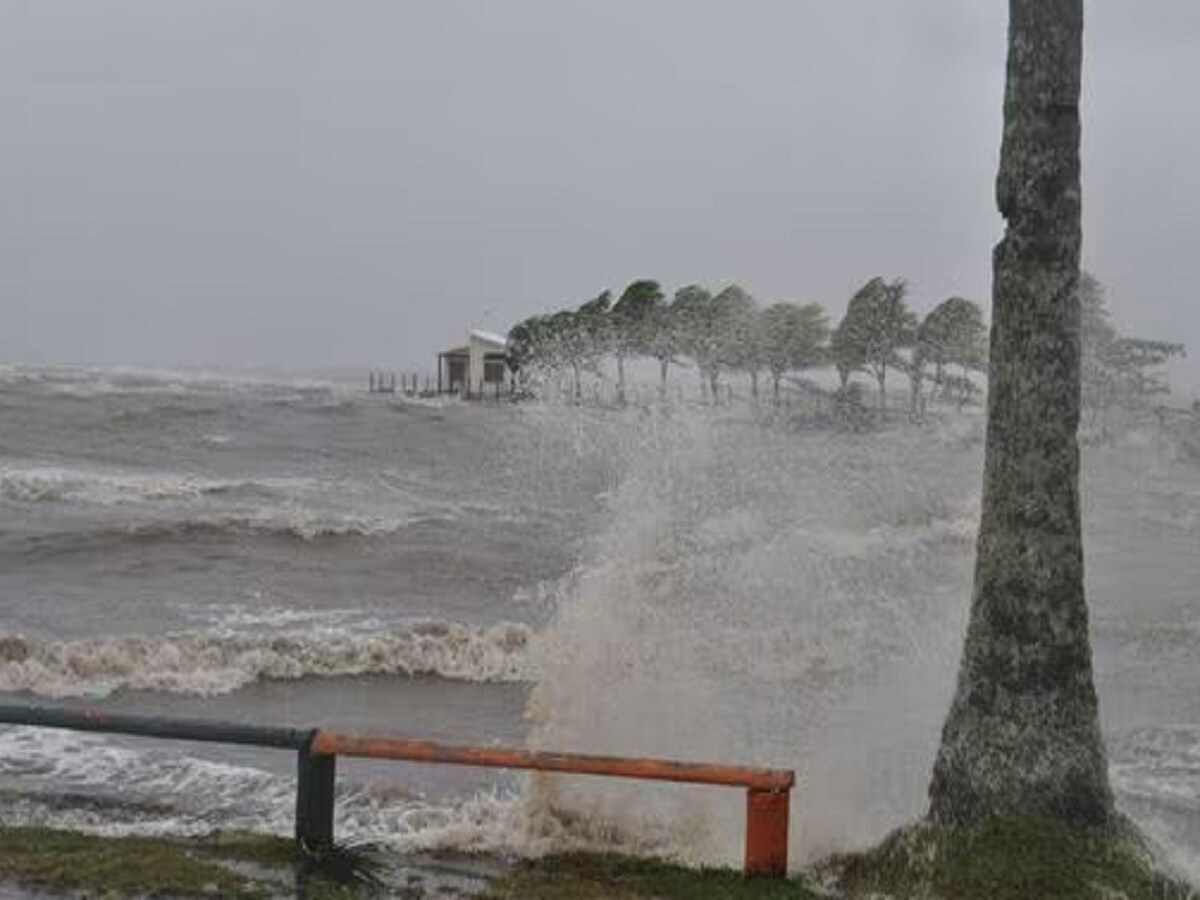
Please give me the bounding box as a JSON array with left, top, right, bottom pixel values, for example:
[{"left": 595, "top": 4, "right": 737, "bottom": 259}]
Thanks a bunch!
[{"left": 502, "top": 271, "right": 1180, "bottom": 415}]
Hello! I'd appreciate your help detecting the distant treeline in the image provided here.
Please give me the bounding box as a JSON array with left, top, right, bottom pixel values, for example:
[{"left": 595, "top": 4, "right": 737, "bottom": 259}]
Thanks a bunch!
[{"left": 506, "top": 273, "right": 1183, "bottom": 419}]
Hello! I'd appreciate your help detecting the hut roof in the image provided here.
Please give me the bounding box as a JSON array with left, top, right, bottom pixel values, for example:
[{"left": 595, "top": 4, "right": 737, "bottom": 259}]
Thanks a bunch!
[{"left": 469, "top": 329, "right": 508, "bottom": 348}]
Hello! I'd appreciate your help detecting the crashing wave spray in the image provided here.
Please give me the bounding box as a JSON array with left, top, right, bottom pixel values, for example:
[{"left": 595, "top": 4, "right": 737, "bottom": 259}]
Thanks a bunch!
[{"left": 524, "top": 406, "right": 983, "bottom": 865}]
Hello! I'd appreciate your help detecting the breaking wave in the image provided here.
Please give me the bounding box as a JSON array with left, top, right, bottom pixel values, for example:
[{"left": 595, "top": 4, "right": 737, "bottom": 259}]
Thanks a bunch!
[
  {"left": 522, "top": 411, "right": 985, "bottom": 866},
  {"left": 0, "top": 727, "right": 683, "bottom": 862},
  {"left": 0, "top": 621, "right": 536, "bottom": 698},
  {"left": 97, "top": 510, "right": 413, "bottom": 543},
  {"left": 0, "top": 464, "right": 305, "bottom": 507},
  {"left": 0, "top": 364, "right": 341, "bottom": 400}
]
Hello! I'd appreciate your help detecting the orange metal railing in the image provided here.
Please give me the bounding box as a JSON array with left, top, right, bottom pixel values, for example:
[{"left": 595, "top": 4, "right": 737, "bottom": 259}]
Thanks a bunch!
[{"left": 310, "top": 730, "right": 795, "bottom": 878}]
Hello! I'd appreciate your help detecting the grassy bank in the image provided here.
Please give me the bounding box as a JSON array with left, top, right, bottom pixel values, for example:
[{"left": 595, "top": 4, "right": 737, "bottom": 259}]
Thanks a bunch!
[
  {"left": 1, "top": 823, "right": 1194, "bottom": 898},
  {"left": 819, "top": 816, "right": 1198, "bottom": 900},
  {"left": 0, "top": 829, "right": 369, "bottom": 899},
  {"left": 0, "top": 828, "right": 822, "bottom": 899},
  {"left": 480, "top": 854, "right": 817, "bottom": 899}
]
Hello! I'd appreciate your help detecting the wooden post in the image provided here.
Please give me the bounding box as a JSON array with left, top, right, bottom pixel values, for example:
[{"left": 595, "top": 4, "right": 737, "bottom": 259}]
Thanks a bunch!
[
  {"left": 295, "top": 744, "right": 336, "bottom": 850},
  {"left": 744, "top": 788, "right": 789, "bottom": 878}
]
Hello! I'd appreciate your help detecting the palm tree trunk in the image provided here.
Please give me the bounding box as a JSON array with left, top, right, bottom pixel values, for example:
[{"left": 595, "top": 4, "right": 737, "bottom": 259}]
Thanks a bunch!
[{"left": 928, "top": 0, "right": 1114, "bottom": 829}]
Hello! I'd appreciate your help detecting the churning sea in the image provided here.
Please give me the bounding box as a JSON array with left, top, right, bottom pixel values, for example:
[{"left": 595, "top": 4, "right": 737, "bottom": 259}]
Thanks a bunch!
[{"left": 0, "top": 364, "right": 1196, "bottom": 880}]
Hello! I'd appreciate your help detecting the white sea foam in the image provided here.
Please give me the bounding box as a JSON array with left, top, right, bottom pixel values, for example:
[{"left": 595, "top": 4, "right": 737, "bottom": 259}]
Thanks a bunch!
[
  {"left": 1, "top": 364, "right": 344, "bottom": 399},
  {"left": 0, "top": 728, "right": 676, "bottom": 860},
  {"left": 0, "top": 463, "right": 310, "bottom": 507},
  {"left": 0, "top": 620, "right": 536, "bottom": 698},
  {"left": 129, "top": 508, "right": 417, "bottom": 541}
]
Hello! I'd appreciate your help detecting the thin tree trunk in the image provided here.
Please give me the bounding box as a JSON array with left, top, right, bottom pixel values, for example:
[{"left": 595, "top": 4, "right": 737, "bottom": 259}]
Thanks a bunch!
[
  {"left": 616, "top": 352, "right": 626, "bottom": 404},
  {"left": 750, "top": 370, "right": 759, "bottom": 401},
  {"left": 928, "top": 0, "right": 1114, "bottom": 829}
]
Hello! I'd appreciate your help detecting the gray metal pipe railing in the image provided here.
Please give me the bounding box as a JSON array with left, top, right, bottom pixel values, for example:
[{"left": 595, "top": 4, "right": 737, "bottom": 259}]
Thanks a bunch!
[{"left": 0, "top": 703, "right": 312, "bottom": 750}]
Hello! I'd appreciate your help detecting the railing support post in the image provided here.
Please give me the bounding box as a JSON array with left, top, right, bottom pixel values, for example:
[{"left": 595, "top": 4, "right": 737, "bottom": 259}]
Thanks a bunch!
[
  {"left": 295, "top": 743, "right": 336, "bottom": 850},
  {"left": 744, "top": 788, "right": 789, "bottom": 878}
]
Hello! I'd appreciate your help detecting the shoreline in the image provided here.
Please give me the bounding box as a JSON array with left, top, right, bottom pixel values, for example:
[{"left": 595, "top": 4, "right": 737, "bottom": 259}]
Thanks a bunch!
[
  {"left": 2, "top": 822, "right": 1195, "bottom": 899},
  {"left": 0, "top": 826, "right": 820, "bottom": 899}
]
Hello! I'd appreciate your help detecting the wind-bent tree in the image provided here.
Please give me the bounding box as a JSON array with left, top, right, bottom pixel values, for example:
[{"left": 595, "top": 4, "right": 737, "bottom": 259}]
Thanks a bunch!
[
  {"left": 830, "top": 309, "right": 867, "bottom": 388},
  {"left": 919, "top": 296, "right": 988, "bottom": 409},
  {"left": 864, "top": 280, "right": 917, "bottom": 410},
  {"left": 672, "top": 284, "right": 721, "bottom": 400},
  {"left": 711, "top": 285, "right": 760, "bottom": 400},
  {"left": 761, "top": 301, "right": 829, "bottom": 402},
  {"left": 928, "top": 0, "right": 1116, "bottom": 828},
  {"left": 1079, "top": 272, "right": 1185, "bottom": 422},
  {"left": 541, "top": 292, "right": 611, "bottom": 402},
  {"left": 507, "top": 315, "right": 551, "bottom": 385},
  {"left": 834, "top": 277, "right": 916, "bottom": 409},
  {"left": 644, "top": 299, "right": 680, "bottom": 391},
  {"left": 610, "top": 279, "right": 665, "bottom": 403}
]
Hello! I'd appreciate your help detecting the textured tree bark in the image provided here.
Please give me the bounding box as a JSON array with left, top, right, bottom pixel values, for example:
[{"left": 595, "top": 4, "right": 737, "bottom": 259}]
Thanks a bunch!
[{"left": 928, "top": 0, "right": 1116, "bottom": 828}]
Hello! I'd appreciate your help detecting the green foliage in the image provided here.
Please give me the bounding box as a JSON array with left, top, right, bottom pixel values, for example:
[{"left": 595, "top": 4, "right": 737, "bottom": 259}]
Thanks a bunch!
[
  {"left": 1080, "top": 273, "right": 1186, "bottom": 417},
  {"left": 919, "top": 296, "right": 987, "bottom": 375},
  {"left": 832, "top": 278, "right": 917, "bottom": 403},
  {"left": 711, "top": 284, "right": 760, "bottom": 372},
  {"left": 761, "top": 302, "right": 830, "bottom": 396},
  {"left": 506, "top": 292, "right": 613, "bottom": 396},
  {"left": 822, "top": 816, "right": 1196, "bottom": 900},
  {"left": 507, "top": 315, "right": 552, "bottom": 380},
  {"left": 612, "top": 280, "right": 666, "bottom": 355},
  {"left": 913, "top": 296, "right": 988, "bottom": 412},
  {"left": 671, "top": 284, "right": 722, "bottom": 380},
  {"left": 611, "top": 280, "right": 667, "bottom": 397},
  {"left": 644, "top": 299, "right": 682, "bottom": 383},
  {"left": 482, "top": 853, "right": 817, "bottom": 900},
  {"left": 503, "top": 272, "right": 1186, "bottom": 411}
]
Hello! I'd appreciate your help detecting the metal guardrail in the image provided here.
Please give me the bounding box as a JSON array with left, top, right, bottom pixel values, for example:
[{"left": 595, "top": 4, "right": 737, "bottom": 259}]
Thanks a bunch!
[
  {"left": 0, "top": 704, "right": 312, "bottom": 749},
  {"left": 0, "top": 703, "right": 795, "bottom": 878}
]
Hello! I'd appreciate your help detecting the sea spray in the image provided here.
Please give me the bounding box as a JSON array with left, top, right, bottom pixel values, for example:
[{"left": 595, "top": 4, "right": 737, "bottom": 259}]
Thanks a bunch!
[{"left": 524, "top": 407, "right": 981, "bottom": 866}]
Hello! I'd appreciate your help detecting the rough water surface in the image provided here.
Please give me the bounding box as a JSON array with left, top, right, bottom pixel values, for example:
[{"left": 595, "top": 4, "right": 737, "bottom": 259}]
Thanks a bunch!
[{"left": 0, "top": 365, "right": 1196, "bottom": 881}]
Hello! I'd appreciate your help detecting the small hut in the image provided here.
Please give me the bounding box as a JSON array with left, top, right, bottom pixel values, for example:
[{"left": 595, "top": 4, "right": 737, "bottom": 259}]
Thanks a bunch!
[{"left": 437, "top": 329, "right": 511, "bottom": 398}]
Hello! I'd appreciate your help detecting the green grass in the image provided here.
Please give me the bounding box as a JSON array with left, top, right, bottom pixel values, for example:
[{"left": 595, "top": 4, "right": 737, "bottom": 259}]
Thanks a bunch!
[
  {"left": 0, "top": 828, "right": 271, "bottom": 897},
  {"left": 820, "top": 816, "right": 1198, "bottom": 900},
  {"left": 481, "top": 853, "right": 819, "bottom": 900},
  {"left": 0, "top": 828, "right": 379, "bottom": 898},
  {"left": 3, "top": 820, "right": 1193, "bottom": 899}
]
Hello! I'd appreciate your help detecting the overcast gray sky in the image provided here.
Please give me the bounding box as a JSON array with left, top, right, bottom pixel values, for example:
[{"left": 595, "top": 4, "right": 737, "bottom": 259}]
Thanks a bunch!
[{"left": 3, "top": 1, "right": 1198, "bottom": 389}]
